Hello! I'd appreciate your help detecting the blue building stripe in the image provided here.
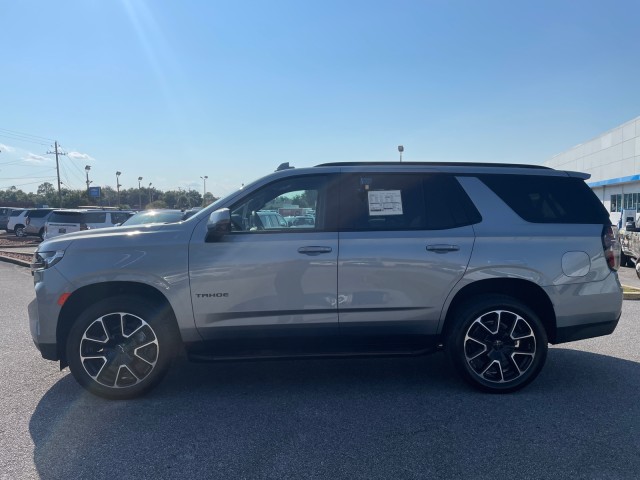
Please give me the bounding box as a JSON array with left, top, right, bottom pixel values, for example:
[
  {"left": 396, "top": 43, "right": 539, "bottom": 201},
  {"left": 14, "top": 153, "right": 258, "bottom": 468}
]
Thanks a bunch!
[{"left": 588, "top": 174, "right": 640, "bottom": 187}]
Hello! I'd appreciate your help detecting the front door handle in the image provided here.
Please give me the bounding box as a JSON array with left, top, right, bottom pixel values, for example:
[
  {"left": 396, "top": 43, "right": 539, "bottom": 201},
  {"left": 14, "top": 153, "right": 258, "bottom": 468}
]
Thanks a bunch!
[
  {"left": 298, "top": 246, "right": 333, "bottom": 255},
  {"left": 426, "top": 244, "right": 460, "bottom": 253}
]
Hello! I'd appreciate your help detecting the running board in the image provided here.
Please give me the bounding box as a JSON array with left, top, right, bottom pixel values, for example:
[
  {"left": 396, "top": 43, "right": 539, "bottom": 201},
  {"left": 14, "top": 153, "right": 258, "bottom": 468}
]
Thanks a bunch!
[{"left": 186, "top": 347, "right": 439, "bottom": 363}]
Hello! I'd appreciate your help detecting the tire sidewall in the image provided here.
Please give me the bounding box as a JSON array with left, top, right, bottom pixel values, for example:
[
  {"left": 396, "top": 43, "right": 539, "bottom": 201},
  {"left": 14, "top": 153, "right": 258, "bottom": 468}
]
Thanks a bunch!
[
  {"left": 66, "top": 295, "right": 179, "bottom": 399},
  {"left": 446, "top": 295, "right": 548, "bottom": 393}
]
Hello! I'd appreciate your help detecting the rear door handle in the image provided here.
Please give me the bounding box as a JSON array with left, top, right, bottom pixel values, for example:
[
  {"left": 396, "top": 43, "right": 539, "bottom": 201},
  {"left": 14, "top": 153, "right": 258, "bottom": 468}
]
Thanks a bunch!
[
  {"left": 298, "top": 246, "right": 333, "bottom": 255},
  {"left": 426, "top": 244, "right": 460, "bottom": 253}
]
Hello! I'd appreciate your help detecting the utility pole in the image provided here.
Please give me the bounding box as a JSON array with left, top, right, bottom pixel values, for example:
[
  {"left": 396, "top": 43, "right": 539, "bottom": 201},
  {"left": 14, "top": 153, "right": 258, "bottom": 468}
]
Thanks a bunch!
[
  {"left": 47, "top": 141, "right": 66, "bottom": 207},
  {"left": 138, "top": 177, "right": 143, "bottom": 210}
]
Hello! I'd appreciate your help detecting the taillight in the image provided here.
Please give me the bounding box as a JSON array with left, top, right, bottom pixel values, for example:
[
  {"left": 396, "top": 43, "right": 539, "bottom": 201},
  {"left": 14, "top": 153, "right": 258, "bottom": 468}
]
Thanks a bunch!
[
  {"left": 80, "top": 223, "right": 88, "bottom": 231},
  {"left": 26, "top": 217, "right": 31, "bottom": 225},
  {"left": 602, "top": 224, "right": 621, "bottom": 271}
]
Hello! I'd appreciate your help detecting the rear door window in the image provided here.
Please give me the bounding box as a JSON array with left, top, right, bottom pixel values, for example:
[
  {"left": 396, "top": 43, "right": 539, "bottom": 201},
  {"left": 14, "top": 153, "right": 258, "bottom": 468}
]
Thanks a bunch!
[{"left": 339, "top": 173, "right": 479, "bottom": 231}]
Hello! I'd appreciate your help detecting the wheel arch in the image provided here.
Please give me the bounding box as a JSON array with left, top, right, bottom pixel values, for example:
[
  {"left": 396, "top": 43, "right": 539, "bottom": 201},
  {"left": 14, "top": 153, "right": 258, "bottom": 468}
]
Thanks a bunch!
[
  {"left": 441, "top": 278, "right": 557, "bottom": 343},
  {"left": 56, "top": 281, "right": 181, "bottom": 365}
]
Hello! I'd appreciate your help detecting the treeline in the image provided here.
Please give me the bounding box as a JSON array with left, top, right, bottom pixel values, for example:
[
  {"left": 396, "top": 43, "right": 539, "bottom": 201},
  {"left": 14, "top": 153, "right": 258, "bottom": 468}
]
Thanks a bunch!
[{"left": 0, "top": 182, "right": 218, "bottom": 210}]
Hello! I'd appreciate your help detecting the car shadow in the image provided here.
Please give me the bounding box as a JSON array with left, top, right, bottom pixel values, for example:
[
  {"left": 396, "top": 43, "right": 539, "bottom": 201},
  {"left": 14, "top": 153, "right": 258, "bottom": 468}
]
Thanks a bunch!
[{"left": 30, "top": 348, "right": 640, "bottom": 479}]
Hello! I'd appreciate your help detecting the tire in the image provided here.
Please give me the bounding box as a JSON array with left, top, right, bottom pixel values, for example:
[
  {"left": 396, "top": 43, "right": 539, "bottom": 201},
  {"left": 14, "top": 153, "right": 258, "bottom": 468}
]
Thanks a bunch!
[
  {"left": 446, "top": 295, "right": 548, "bottom": 393},
  {"left": 66, "top": 295, "right": 180, "bottom": 399},
  {"left": 621, "top": 252, "right": 634, "bottom": 268},
  {"left": 38, "top": 228, "right": 45, "bottom": 241},
  {"left": 636, "top": 262, "right": 640, "bottom": 281},
  {"left": 14, "top": 225, "right": 25, "bottom": 237},
  {"left": 620, "top": 252, "right": 628, "bottom": 268}
]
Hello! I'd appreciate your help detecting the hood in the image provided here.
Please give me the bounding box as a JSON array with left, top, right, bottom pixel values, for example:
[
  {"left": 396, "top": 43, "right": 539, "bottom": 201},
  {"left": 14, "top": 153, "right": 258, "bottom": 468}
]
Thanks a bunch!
[{"left": 38, "top": 223, "right": 189, "bottom": 252}]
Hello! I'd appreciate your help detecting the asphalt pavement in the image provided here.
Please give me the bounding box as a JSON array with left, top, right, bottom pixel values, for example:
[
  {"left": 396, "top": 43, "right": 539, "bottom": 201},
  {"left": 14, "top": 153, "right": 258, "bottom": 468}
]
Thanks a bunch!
[{"left": 1, "top": 261, "right": 640, "bottom": 479}]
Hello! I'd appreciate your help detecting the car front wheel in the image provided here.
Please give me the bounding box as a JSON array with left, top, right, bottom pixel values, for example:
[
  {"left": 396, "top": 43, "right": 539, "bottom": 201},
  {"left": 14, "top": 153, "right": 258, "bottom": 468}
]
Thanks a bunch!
[
  {"left": 446, "top": 295, "right": 548, "bottom": 393},
  {"left": 66, "top": 295, "right": 180, "bottom": 399}
]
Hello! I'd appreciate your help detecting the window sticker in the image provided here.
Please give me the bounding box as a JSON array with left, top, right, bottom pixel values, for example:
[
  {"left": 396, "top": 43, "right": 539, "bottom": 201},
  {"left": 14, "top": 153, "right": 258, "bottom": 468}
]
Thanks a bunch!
[{"left": 368, "top": 190, "right": 403, "bottom": 216}]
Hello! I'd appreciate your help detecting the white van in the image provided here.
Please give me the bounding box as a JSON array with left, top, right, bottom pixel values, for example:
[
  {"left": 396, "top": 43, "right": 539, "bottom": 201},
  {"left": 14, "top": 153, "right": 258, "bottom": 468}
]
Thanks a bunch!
[{"left": 44, "top": 209, "right": 133, "bottom": 240}]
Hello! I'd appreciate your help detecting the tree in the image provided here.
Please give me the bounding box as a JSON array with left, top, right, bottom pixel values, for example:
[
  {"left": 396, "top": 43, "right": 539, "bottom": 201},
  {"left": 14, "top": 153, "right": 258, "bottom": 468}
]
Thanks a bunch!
[{"left": 37, "top": 182, "right": 55, "bottom": 196}]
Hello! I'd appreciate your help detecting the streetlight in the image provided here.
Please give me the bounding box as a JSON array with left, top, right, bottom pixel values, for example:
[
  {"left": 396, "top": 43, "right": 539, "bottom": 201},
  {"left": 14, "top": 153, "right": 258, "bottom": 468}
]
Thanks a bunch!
[
  {"left": 398, "top": 145, "right": 404, "bottom": 163},
  {"left": 116, "top": 171, "right": 122, "bottom": 206},
  {"left": 138, "top": 176, "right": 143, "bottom": 210},
  {"left": 148, "top": 183, "right": 153, "bottom": 204},
  {"left": 200, "top": 175, "right": 208, "bottom": 206},
  {"left": 85, "top": 165, "right": 92, "bottom": 193}
]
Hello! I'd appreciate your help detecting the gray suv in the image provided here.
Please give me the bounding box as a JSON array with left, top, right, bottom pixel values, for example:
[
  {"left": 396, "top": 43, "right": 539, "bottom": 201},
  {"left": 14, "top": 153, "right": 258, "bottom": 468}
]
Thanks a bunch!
[
  {"left": 24, "top": 208, "right": 54, "bottom": 239},
  {"left": 28, "top": 162, "right": 623, "bottom": 399}
]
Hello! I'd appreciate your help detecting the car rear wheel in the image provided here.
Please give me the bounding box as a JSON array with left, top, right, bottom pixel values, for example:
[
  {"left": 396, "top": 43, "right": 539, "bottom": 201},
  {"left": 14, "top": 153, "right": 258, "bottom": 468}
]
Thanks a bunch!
[
  {"left": 14, "top": 225, "right": 25, "bottom": 237},
  {"left": 446, "top": 295, "right": 548, "bottom": 393},
  {"left": 66, "top": 295, "right": 180, "bottom": 399}
]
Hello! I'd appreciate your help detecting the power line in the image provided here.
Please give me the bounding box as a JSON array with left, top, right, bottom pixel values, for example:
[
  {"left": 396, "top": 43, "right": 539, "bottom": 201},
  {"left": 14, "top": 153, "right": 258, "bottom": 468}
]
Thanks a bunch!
[
  {"left": 0, "top": 127, "right": 55, "bottom": 142},
  {"left": 0, "top": 180, "right": 54, "bottom": 189},
  {"left": 0, "top": 132, "right": 51, "bottom": 147}
]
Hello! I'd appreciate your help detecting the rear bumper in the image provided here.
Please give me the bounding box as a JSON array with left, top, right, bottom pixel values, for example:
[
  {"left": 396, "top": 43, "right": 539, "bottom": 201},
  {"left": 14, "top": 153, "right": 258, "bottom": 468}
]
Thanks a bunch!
[
  {"left": 555, "top": 317, "right": 620, "bottom": 344},
  {"left": 544, "top": 273, "right": 623, "bottom": 345}
]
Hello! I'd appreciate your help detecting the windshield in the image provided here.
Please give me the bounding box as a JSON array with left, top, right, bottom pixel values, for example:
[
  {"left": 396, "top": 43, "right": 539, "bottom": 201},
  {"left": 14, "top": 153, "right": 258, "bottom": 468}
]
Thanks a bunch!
[{"left": 122, "top": 210, "right": 184, "bottom": 226}]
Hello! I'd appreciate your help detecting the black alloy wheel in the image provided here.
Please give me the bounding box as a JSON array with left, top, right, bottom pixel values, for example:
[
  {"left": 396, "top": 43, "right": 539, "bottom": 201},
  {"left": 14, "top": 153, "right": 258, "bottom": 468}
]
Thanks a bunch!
[
  {"left": 66, "top": 295, "right": 180, "bottom": 399},
  {"left": 447, "top": 295, "right": 548, "bottom": 393}
]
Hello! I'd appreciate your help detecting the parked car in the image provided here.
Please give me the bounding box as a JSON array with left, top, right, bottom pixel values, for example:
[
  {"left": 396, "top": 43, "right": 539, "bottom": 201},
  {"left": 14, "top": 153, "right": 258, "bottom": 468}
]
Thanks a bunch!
[
  {"left": 7, "top": 209, "right": 27, "bottom": 235},
  {"left": 24, "top": 208, "right": 55, "bottom": 239},
  {"left": 0, "top": 207, "right": 20, "bottom": 231},
  {"left": 29, "top": 161, "right": 623, "bottom": 399},
  {"left": 257, "top": 210, "right": 289, "bottom": 229},
  {"left": 288, "top": 215, "right": 315, "bottom": 227},
  {"left": 120, "top": 209, "right": 186, "bottom": 226},
  {"left": 43, "top": 209, "right": 133, "bottom": 240}
]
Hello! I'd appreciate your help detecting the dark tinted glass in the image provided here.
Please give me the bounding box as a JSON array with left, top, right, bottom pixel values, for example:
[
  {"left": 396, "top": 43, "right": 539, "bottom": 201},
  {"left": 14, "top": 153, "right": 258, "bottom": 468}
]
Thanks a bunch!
[
  {"left": 423, "top": 175, "right": 481, "bottom": 230},
  {"left": 26, "top": 209, "right": 53, "bottom": 218},
  {"left": 85, "top": 212, "right": 107, "bottom": 223},
  {"left": 480, "top": 174, "right": 610, "bottom": 224},
  {"left": 49, "top": 211, "right": 83, "bottom": 223},
  {"left": 339, "top": 173, "right": 479, "bottom": 231},
  {"left": 111, "top": 212, "right": 134, "bottom": 224}
]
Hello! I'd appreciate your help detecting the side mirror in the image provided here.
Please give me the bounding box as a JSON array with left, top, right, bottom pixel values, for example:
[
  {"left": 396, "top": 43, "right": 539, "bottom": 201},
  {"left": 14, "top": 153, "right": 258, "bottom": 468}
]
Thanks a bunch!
[{"left": 206, "top": 208, "right": 231, "bottom": 241}]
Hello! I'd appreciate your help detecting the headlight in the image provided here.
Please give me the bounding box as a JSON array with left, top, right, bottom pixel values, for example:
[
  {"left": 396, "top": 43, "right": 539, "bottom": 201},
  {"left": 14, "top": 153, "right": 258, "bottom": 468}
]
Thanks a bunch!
[{"left": 31, "top": 250, "right": 65, "bottom": 272}]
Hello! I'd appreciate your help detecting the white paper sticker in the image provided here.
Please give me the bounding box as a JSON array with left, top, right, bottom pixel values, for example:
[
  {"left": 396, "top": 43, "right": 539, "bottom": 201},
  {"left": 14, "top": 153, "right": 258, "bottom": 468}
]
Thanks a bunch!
[{"left": 368, "top": 190, "right": 403, "bottom": 215}]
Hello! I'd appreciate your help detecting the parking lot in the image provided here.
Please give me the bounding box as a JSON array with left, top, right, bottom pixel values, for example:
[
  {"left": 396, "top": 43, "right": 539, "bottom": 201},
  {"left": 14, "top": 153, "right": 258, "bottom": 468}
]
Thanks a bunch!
[{"left": 0, "top": 260, "right": 639, "bottom": 479}]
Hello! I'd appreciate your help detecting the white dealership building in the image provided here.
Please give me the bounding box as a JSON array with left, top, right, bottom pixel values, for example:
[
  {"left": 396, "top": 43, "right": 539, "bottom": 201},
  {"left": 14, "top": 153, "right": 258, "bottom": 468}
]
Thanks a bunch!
[{"left": 545, "top": 116, "right": 640, "bottom": 225}]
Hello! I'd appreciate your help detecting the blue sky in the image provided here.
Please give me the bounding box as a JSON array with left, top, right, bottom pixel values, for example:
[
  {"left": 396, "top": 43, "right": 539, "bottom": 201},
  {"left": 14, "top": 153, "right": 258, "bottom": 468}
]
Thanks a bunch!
[{"left": 1, "top": 0, "right": 639, "bottom": 196}]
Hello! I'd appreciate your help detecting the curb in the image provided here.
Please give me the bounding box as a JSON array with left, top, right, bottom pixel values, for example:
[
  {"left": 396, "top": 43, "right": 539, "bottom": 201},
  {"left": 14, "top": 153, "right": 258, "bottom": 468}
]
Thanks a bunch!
[
  {"left": 623, "top": 291, "right": 640, "bottom": 301},
  {"left": 0, "top": 255, "right": 31, "bottom": 268}
]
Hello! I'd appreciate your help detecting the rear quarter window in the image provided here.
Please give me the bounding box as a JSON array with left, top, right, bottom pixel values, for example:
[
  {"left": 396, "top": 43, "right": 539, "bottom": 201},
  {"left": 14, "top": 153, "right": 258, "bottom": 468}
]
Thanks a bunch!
[{"left": 480, "top": 174, "right": 610, "bottom": 224}]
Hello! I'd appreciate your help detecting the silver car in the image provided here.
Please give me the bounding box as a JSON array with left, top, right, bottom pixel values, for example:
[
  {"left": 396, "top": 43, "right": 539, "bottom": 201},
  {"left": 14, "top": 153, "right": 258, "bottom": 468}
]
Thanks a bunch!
[{"left": 29, "top": 162, "right": 623, "bottom": 399}]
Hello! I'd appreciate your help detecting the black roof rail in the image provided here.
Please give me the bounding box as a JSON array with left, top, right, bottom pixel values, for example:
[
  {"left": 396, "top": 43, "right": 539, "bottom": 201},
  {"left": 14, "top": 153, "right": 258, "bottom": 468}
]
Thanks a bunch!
[{"left": 315, "top": 161, "right": 550, "bottom": 170}]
